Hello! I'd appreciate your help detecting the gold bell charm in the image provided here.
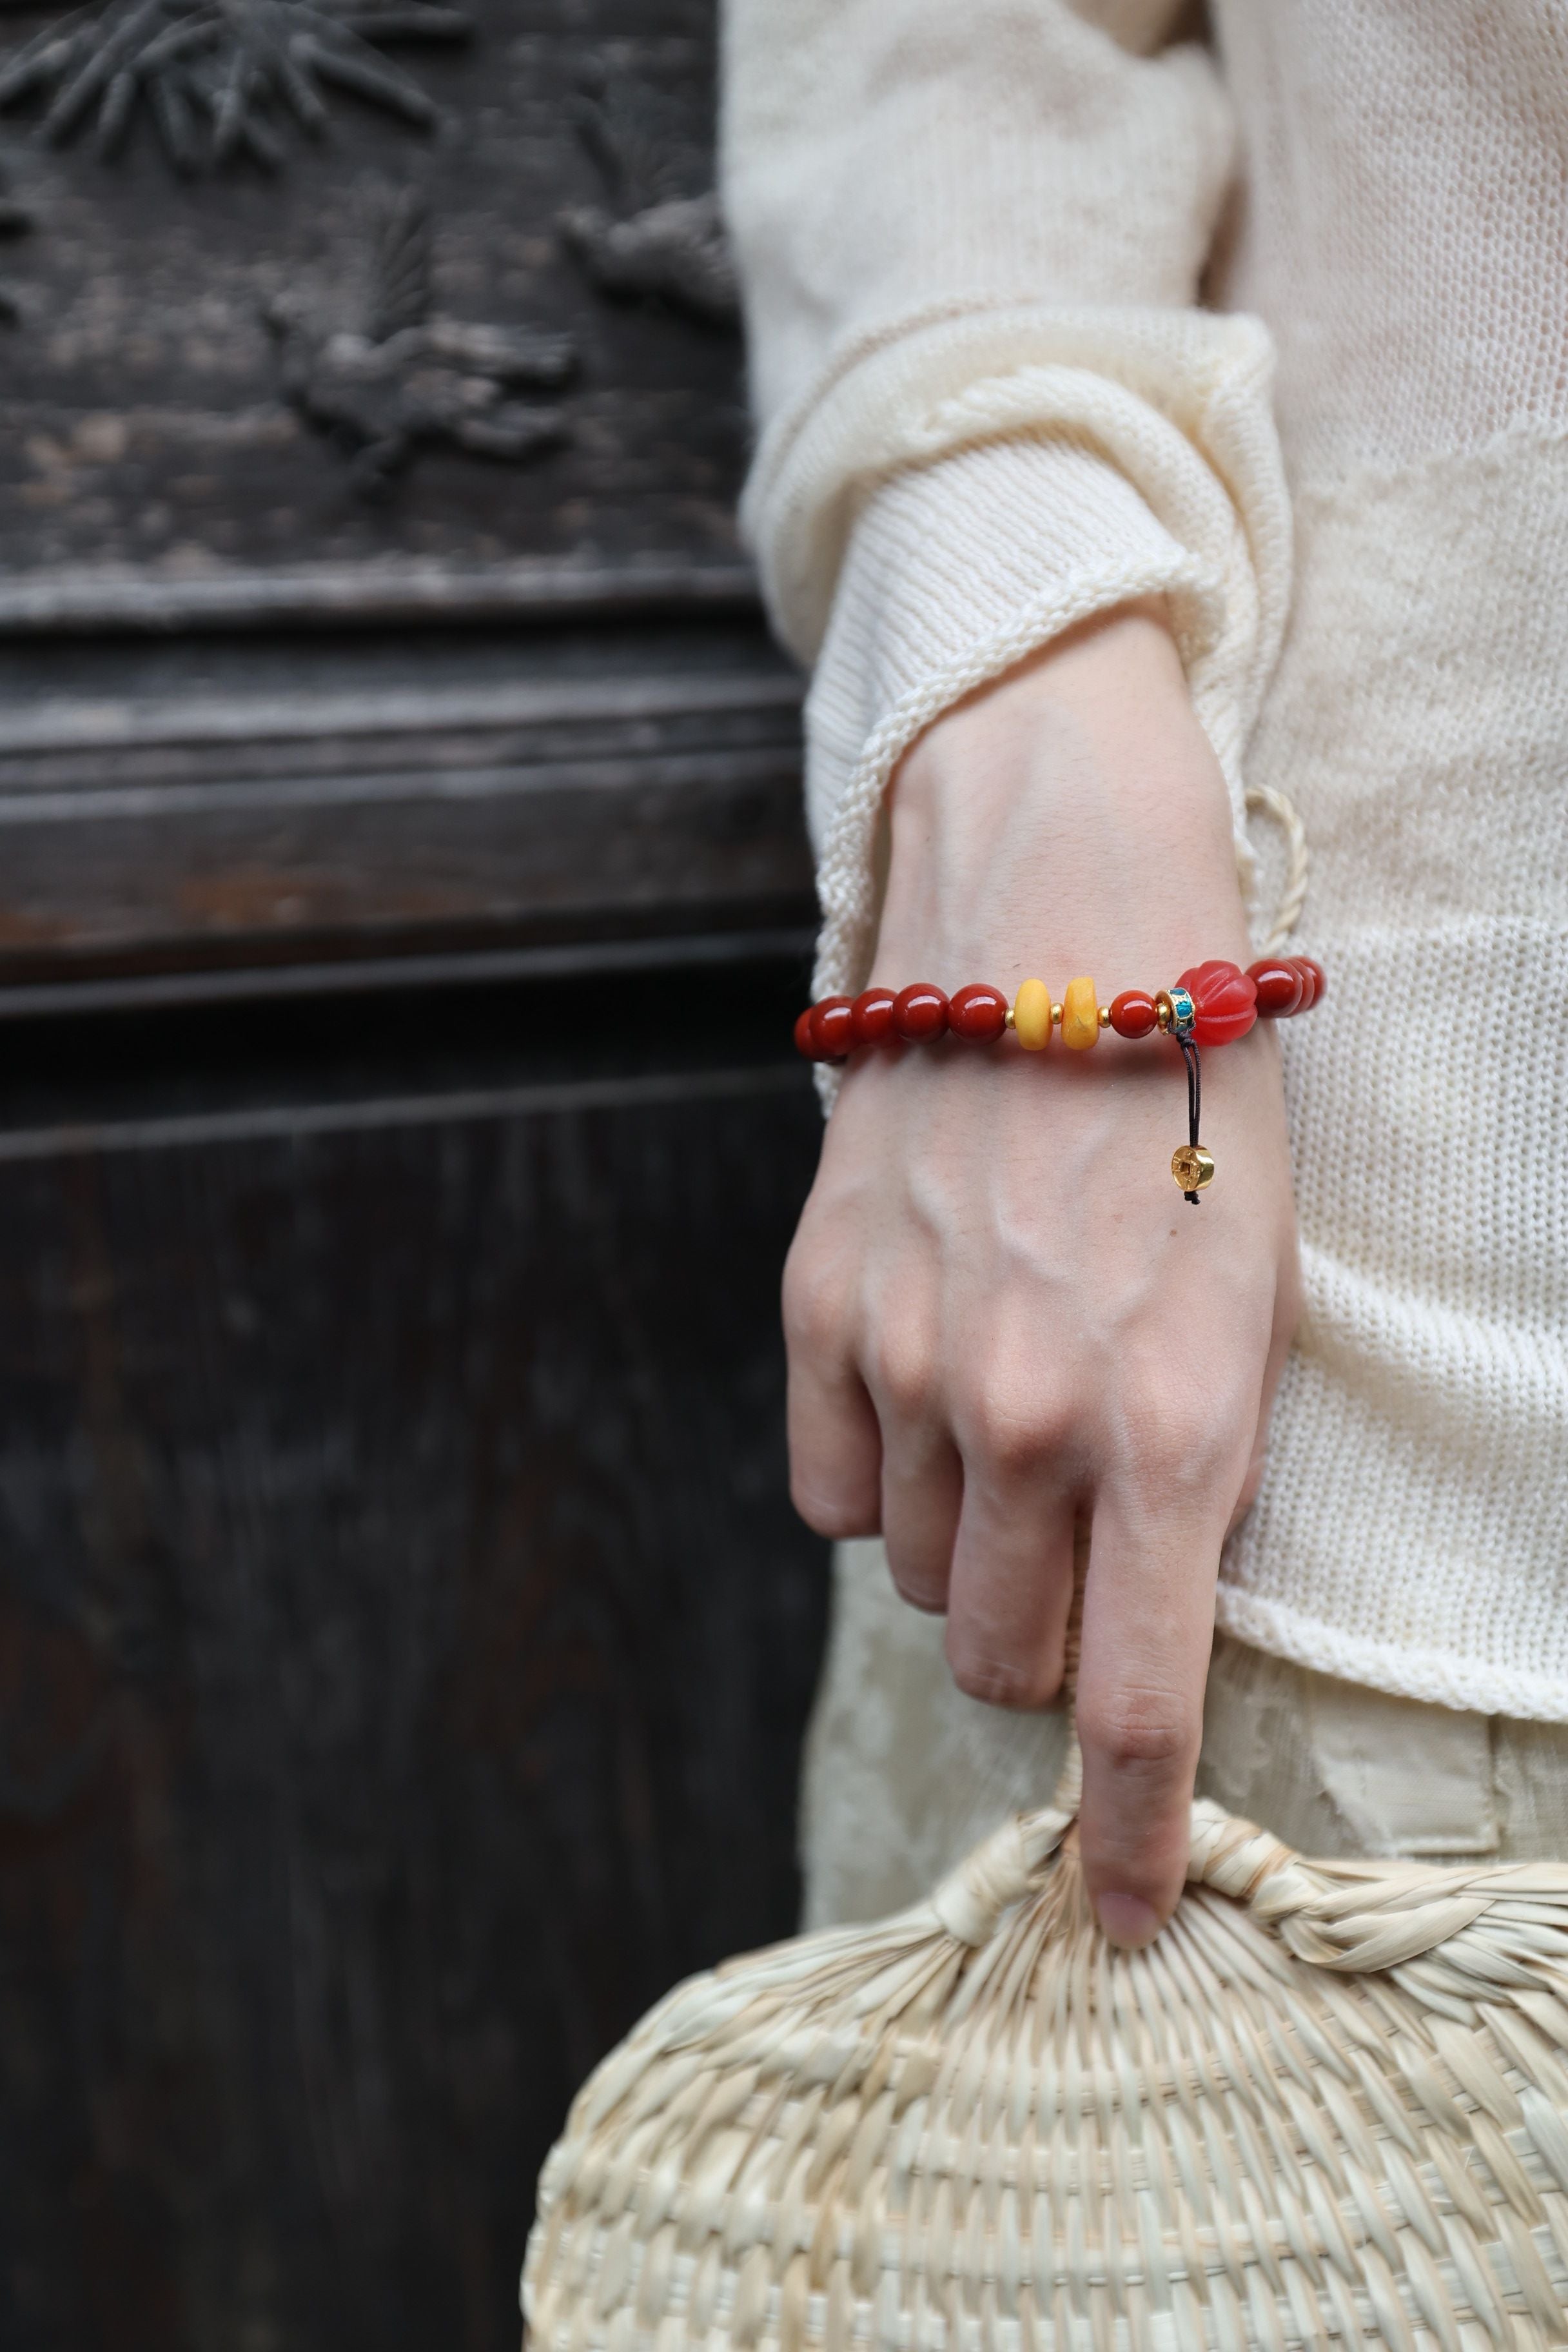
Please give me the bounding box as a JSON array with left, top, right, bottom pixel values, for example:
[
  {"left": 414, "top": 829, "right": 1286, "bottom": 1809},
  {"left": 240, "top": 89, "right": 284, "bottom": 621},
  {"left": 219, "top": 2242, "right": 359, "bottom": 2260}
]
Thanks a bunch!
[{"left": 1171, "top": 1143, "right": 1215, "bottom": 1192}]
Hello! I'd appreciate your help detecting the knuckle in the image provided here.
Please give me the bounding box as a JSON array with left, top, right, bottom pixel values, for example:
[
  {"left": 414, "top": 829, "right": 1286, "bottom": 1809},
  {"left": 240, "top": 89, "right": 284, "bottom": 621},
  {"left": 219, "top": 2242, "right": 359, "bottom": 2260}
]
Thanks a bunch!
[
  {"left": 1113, "top": 1365, "right": 1205, "bottom": 1471},
  {"left": 868, "top": 1328, "right": 937, "bottom": 1424},
  {"left": 888, "top": 1558, "right": 948, "bottom": 1615},
  {"left": 1110, "top": 1363, "right": 1248, "bottom": 1509},
  {"left": 790, "top": 1476, "right": 875, "bottom": 1541},
  {"left": 781, "top": 1248, "right": 850, "bottom": 1363},
  {"left": 961, "top": 1367, "right": 1075, "bottom": 1479},
  {"left": 885, "top": 1522, "right": 951, "bottom": 1612},
  {"left": 949, "top": 1652, "right": 1055, "bottom": 1711},
  {"left": 1077, "top": 1683, "right": 1198, "bottom": 1778},
  {"left": 946, "top": 1616, "right": 1061, "bottom": 1709}
]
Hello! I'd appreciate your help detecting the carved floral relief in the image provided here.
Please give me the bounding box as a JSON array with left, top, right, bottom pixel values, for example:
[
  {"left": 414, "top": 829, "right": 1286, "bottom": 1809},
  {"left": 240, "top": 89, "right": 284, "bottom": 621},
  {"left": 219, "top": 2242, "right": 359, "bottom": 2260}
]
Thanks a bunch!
[{"left": 0, "top": 0, "right": 472, "bottom": 176}]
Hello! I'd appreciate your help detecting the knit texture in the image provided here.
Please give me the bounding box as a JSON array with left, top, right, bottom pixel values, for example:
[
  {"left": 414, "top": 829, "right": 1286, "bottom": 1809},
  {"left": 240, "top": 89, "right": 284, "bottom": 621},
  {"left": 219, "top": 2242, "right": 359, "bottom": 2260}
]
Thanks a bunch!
[{"left": 721, "top": 0, "right": 1568, "bottom": 1715}]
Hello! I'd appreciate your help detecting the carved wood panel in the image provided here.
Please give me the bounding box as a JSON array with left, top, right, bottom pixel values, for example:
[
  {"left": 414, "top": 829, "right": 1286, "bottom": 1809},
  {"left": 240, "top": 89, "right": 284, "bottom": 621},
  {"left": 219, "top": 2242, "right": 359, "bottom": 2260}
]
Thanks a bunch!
[
  {"left": 0, "top": 0, "right": 746, "bottom": 627},
  {"left": 0, "top": 8, "right": 829, "bottom": 2347}
]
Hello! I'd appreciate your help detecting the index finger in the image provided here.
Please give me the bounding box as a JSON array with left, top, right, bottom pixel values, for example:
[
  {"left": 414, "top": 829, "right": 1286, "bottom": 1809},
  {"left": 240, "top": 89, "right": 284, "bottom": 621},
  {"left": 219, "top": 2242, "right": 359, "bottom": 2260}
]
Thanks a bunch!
[{"left": 1072, "top": 1484, "right": 1228, "bottom": 1946}]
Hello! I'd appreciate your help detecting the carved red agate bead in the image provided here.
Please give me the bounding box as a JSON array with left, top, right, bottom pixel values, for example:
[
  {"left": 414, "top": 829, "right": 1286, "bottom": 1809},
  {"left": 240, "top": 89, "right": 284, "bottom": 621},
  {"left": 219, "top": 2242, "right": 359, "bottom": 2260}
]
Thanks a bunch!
[
  {"left": 947, "top": 983, "right": 1009, "bottom": 1043},
  {"left": 1177, "top": 960, "right": 1257, "bottom": 1048}
]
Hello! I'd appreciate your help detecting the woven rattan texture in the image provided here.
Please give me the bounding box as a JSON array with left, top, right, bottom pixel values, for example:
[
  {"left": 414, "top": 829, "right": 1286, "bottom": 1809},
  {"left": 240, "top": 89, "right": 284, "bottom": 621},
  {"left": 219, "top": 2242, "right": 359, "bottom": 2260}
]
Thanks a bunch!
[{"left": 525, "top": 1789, "right": 1568, "bottom": 2349}]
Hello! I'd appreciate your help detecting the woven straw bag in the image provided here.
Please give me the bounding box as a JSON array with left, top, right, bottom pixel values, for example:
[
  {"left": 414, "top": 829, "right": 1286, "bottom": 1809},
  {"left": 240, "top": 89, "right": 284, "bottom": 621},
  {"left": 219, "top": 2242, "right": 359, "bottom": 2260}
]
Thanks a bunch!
[{"left": 524, "top": 1645, "right": 1568, "bottom": 2349}]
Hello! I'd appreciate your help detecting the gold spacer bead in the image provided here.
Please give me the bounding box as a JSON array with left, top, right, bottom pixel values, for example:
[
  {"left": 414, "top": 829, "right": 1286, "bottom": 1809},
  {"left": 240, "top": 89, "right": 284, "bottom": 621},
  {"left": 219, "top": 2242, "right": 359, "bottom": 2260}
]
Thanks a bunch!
[
  {"left": 1052, "top": 1003, "right": 1063, "bottom": 1026},
  {"left": 1098, "top": 1004, "right": 1112, "bottom": 1028},
  {"left": 1171, "top": 1143, "right": 1215, "bottom": 1191},
  {"left": 1003, "top": 1005, "right": 1015, "bottom": 1029}
]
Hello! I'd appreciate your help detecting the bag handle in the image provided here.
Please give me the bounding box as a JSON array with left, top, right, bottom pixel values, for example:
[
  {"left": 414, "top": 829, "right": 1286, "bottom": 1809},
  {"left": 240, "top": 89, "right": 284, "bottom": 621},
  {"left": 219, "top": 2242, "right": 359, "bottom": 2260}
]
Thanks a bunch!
[{"left": 928, "top": 1531, "right": 1549, "bottom": 1983}]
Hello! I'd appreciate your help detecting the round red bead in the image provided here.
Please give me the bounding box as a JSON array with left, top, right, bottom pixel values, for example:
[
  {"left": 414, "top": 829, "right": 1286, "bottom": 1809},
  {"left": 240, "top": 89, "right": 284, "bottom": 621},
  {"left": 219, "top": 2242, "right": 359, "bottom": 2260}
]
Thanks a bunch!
[
  {"left": 1246, "top": 959, "right": 1304, "bottom": 1018},
  {"left": 948, "top": 983, "right": 1008, "bottom": 1043},
  {"left": 892, "top": 982, "right": 948, "bottom": 1041},
  {"left": 850, "top": 986, "right": 897, "bottom": 1046},
  {"left": 1295, "top": 956, "right": 1326, "bottom": 1008},
  {"left": 793, "top": 1008, "right": 818, "bottom": 1058},
  {"left": 1108, "top": 988, "right": 1158, "bottom": 1039},
  {"left": 808, "top": 995, "right": 855, "bottom": 1058},
  {"left": 1177, "top": 959, "right": 1257, "bottom": 1048}
]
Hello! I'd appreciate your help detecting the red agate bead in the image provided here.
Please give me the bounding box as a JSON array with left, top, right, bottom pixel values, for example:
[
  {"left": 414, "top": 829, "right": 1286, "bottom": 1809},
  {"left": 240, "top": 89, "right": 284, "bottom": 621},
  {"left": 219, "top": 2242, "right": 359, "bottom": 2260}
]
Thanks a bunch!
[
  {"left": 793, "top": 1008, "right": 818, "bottom": 1058},
  {"left": 1247, "top": 958, "right": 1304, "bottom": 1017},
  {"left": 1177, "top": 960, "right": 1257, "bottom": 1047},
  {"left": 948, "top": 983, "right": 1009, "bottom": 1042},
  {"left": 1109, "top": 988, "right": 1158, "bottom": 1039},
  {"left": 1295, "top": 956, "right": 1326, "bottom": 1008},
  {"left": 850, "top": 986, "right": 897, "bottom": 1046},
  {"left": 892, "top": 982, "right": 948, "bottom": 1041},
  {"left": 808, "top": 995, "right": 855, "bottom": 1057}
]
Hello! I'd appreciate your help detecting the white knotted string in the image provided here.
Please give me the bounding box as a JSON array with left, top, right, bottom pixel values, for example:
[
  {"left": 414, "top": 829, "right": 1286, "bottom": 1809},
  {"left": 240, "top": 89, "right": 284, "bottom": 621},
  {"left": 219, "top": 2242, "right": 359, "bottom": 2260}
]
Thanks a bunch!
[{"left": 1246, "top": 782, "right": 1309, "bottom": 954}]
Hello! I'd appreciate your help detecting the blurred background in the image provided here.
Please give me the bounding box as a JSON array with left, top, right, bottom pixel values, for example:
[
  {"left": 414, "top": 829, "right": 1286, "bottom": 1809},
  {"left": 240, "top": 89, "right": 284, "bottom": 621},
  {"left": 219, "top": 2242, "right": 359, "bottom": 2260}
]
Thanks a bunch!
[{"left": 0, "top": 3, "right": 828, "bottom": 2344}]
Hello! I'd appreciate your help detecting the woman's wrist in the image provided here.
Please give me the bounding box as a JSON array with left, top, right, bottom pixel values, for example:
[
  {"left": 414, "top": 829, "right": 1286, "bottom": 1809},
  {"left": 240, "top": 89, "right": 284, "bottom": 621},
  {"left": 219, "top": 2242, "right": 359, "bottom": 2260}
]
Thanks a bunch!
[{"left": 872, "top": 600, "right": 1250, "bottom": 986}]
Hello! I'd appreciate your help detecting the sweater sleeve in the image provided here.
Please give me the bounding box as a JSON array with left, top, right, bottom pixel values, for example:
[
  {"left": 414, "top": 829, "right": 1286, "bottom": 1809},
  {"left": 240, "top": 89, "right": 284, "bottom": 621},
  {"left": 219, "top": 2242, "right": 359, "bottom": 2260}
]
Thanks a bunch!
[{"left": 720, "top": 0, "right": 1293, "bottom": 1003}]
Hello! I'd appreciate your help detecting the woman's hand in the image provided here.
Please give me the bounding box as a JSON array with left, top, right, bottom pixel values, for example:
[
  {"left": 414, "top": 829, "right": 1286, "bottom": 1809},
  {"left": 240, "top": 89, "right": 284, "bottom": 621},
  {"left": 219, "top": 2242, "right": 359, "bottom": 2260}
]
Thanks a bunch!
[{"left": 783, "top": 602, "right": 1300, "bottom": 1945}]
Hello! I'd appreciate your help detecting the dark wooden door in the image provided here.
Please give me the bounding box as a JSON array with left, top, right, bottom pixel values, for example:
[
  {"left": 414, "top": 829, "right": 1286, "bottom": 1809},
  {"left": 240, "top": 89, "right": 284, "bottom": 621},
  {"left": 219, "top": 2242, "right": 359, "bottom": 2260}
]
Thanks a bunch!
[{"left": 0, "top": 4, "right": 829, "bottom": 2344}]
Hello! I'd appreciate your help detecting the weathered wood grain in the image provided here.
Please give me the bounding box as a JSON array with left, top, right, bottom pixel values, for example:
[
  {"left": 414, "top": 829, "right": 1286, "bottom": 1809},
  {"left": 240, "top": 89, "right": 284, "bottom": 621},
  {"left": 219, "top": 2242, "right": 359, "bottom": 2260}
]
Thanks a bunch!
[
  {"left": 0, "top": 559, "right": 761, "bottom": 635},
  {"left": 0, "top": 1048, "right": 827, "bottom": 2352},
  {"left": 0, "top": 624, "right": 811, "bottom": 983}
]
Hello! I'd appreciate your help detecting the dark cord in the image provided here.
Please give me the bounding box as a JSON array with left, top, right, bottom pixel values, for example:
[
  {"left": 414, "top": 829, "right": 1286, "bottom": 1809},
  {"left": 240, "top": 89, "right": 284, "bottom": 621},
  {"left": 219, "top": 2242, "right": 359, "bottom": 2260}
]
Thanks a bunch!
[{"left": 1178, "top": 1035, "right": 1202, "bottom": 1204}]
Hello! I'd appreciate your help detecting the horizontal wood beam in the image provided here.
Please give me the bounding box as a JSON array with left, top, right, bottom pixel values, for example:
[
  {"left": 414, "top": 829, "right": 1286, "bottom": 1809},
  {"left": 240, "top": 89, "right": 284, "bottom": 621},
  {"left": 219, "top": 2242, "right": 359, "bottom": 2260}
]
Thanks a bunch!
[{"left": 0, "top": 650, "right": 813, "bottom": 989}]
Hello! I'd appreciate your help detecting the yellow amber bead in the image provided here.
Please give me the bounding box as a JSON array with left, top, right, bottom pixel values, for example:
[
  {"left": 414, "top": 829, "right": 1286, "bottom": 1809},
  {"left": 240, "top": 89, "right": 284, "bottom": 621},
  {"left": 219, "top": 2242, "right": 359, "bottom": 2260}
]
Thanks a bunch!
[
  {"left": 1012, "top": 977, "right": 1054, "bottom": 1051},
  {"left": 1062, "top": 975, "right": 1101, "bottom": 1050}
]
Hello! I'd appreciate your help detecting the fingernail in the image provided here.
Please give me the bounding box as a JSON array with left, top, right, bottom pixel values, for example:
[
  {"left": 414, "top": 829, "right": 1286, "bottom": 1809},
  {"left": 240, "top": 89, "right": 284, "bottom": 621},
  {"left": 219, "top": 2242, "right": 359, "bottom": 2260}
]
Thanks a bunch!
[{"left": 1094, "top": 1892, "right": 1162, "bottom": 1948}]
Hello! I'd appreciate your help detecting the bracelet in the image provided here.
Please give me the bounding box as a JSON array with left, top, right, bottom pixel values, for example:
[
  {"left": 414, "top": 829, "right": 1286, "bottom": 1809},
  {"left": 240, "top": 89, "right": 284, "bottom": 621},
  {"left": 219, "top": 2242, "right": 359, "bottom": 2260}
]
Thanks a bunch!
[{"left": 794, "top": 955, "right": 1325, "bottom": 1202}]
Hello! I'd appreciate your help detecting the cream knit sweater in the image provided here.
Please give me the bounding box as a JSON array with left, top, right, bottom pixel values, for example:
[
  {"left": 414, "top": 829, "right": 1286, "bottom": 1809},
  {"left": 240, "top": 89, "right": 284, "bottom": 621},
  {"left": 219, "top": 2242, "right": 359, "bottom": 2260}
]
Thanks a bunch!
[{"left": 721, "top": 0, "right": 1568, "bottom": 1718}]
